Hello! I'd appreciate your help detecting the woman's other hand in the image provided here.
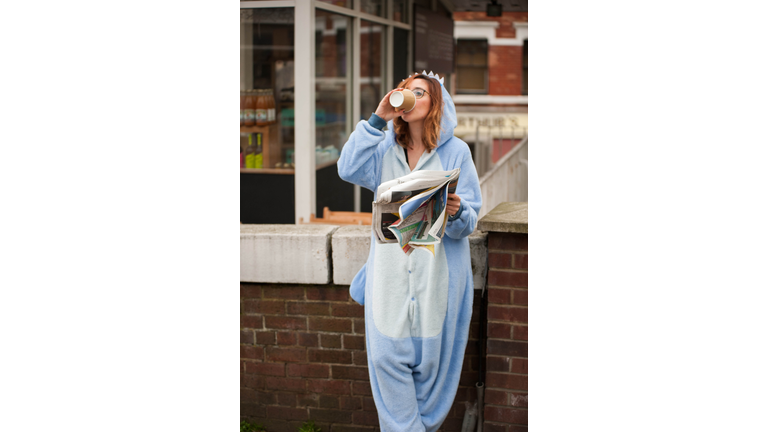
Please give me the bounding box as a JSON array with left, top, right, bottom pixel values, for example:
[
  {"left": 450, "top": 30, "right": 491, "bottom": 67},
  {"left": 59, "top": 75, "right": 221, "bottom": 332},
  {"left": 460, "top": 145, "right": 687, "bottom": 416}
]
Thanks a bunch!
[
  {"left": 374, "top": 89, "right": 405, "bottom": 123},
  {"left": 446, "top": 193, "right": 461, "bottom": 216}
]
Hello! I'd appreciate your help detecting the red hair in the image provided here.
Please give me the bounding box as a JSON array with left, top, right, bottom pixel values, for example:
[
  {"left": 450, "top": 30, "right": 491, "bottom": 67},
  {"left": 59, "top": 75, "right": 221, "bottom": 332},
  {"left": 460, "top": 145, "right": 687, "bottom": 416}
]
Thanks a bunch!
[{"left": 392, "top": 74, "right": 443, "bottom": 152}]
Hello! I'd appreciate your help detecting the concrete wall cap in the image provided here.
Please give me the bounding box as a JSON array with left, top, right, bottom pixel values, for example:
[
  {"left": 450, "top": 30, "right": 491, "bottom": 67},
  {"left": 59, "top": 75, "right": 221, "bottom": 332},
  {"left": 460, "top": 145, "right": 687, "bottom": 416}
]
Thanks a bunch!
[{"left": 477, "top": 202, "right": 528, "bottom": 233}]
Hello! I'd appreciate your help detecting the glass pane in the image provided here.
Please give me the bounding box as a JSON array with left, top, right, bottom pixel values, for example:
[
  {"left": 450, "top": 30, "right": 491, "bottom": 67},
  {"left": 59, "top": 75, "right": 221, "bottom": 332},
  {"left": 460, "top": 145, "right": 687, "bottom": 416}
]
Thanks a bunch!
[
  {"left": 393, "top": 27, "right": 409, "bottom": 88},
  {"left": 457, "top": 40, "right": 487, "bottom": 66},
  {"left": 315, "top": 10, "right": 352, "bottom": 164},
  {"left": 360, "top": 20, "right": 386, "bottom": 124},
  {"left": 457, "top": 67, "right": 486, "bottom": 91},
  {"left": 240, "top": 8, "right": 294, "bottom": 169},
  {"left": 392, "top": 0, "right": 408, "bottom": 23},
  {"left": 361, "top": 0, "right": 384, "bottom": 17},
  {"left": 317, "top": 0, "right": 351, "bottom": 8}
]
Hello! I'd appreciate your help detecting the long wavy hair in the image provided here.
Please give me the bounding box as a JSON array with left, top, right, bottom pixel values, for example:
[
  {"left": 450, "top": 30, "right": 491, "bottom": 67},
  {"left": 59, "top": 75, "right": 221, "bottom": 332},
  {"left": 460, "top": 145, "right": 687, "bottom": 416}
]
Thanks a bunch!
[{"left": 392, "top": 74, "right": 443, "bottom": 152}]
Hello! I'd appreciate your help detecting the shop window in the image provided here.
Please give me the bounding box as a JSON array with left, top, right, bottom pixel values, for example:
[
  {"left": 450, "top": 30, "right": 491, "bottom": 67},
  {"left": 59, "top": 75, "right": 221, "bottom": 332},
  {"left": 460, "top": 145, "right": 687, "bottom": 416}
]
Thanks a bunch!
[
  {"left": 360, "top": 20, "right": 386, "bottom": 124},
  {"left": 522, "top": 39, "right": 528, "bottom": 95},
  {"left": 240, "top": 8, "right": 295, "bottom": 170},
  {"left": 392, "top": 0, "right": 408, "bottom": 23},
  {"left": 317, "top": 0, "right": 352, "bottom": 8},
  {"left": 361, "top": 0, "right": 384, "bottom": 17},
  {"left": 315, "top": 10, "right": 352, "bottom": 165},
  {"left": 456, "top": 39, "right": 488, "bottom": 94}
]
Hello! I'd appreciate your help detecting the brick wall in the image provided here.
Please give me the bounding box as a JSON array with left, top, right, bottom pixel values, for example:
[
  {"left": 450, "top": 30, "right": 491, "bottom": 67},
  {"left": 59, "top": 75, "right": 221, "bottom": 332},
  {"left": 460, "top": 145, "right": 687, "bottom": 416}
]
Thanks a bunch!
[
  {"left": 488, "top": 45, "right": 524, "bottom": 96},
  {"left": 240, "top": 283, "right": 483, "bottom": 432},
  {"left": 484, "top": 232, "right": 528, "bottom": 431}
]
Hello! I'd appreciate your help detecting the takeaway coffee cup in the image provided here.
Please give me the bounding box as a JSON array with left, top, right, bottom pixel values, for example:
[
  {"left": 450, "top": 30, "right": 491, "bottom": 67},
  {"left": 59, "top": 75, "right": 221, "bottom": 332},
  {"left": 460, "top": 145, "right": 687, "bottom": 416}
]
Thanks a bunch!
[{"left": 389, "top": 89, "right": 416, "bottom": 112}]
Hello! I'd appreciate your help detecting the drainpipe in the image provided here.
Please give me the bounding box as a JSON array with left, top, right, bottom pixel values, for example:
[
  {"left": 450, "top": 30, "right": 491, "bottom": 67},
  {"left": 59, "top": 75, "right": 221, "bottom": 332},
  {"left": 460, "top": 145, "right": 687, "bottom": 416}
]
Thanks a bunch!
[{"left": 476, "top": 284, "right": 486, "bottom": 432}]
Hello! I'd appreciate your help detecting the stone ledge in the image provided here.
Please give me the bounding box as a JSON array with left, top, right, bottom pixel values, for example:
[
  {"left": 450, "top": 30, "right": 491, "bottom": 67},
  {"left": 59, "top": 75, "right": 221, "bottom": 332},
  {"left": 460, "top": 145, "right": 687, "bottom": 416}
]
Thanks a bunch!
[
  {"left": 478, "top": 202, "right": 528, "bottom": 233},
  {"left": 240, "top": 224, "right": 338, "bottom": 284},
  {"left": 241, "top": 224, "right": 488, "bottom": 289}
]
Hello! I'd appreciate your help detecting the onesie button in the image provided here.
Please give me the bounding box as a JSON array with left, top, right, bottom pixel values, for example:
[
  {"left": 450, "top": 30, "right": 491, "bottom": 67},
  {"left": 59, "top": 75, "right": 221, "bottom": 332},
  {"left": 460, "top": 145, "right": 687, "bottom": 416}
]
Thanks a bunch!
[
  {"left": 411, "top": 297, "right": 415, "bottom": 301},
  {"left": 408, "top": 270, "right": 411, "bottom": 273}
]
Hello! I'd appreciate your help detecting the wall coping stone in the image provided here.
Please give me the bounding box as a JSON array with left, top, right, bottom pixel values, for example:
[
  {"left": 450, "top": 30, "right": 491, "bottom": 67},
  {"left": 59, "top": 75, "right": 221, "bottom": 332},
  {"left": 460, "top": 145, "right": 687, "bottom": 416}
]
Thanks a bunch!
[
  {"left": 240, "top": 224, "right": 488, "bottom": 289},
  {"left": 477, "top": 202, "right": 528, "bottom": 233}
]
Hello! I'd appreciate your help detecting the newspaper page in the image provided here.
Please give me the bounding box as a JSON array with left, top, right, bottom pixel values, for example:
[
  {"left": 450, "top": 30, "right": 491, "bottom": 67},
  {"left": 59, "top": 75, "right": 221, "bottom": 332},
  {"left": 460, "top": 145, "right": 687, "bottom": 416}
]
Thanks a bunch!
[{"left": 372, "top": 168, "right": 460, "bottom": 256}]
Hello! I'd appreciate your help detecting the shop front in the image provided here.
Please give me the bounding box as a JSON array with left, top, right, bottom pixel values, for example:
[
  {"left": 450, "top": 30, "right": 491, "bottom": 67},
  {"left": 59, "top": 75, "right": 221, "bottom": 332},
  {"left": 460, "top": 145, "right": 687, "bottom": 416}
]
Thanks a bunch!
[{"left": 240, "top": 0, "right": 456, "bottom": 224}]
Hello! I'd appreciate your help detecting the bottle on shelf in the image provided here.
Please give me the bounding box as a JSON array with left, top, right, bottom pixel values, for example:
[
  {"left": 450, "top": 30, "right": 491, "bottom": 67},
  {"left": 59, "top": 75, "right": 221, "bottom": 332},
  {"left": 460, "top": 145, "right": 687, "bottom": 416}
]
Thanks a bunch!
[
  {"left": 256, "top": 90, "right": 268, "bottom": 126},
  {"left": 244, "top": 90, "right": 255, "bottom": 127},
  {"left": 267, "top": 90, "right": 276, "bottom": 125},
  {"left": 254, "top": 133, "right": 263, "bottom": 168},
  {"left": 240, "top": 90, "right": 245, "bottom": 126},
  {"left": 240, "top": 144, "right": 244, "bottom": 168},
  {"left": 245, "top": 134, "right": 256, "bottom": 168}
]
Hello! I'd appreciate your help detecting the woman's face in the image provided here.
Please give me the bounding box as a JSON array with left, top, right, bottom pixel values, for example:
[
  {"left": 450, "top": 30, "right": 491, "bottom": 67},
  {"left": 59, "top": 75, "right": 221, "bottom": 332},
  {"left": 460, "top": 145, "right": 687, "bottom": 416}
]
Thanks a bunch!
[{"left": 400, "top": 78, "right": 432, "bottom": 125}]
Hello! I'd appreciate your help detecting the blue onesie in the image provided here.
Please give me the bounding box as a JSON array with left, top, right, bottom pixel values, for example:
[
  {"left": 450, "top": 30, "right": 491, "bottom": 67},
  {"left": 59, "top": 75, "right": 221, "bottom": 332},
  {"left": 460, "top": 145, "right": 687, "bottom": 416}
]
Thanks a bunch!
[{"left": 337, "top": 75, "right": 482, "bottom": 432}]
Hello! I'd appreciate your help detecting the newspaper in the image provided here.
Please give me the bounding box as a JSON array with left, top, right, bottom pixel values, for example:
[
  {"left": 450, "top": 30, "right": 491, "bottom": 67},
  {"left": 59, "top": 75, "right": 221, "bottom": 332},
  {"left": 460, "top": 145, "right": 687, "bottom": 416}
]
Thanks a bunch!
[{"left": 372, "top": 168, "right": 460, "bottom": 256}]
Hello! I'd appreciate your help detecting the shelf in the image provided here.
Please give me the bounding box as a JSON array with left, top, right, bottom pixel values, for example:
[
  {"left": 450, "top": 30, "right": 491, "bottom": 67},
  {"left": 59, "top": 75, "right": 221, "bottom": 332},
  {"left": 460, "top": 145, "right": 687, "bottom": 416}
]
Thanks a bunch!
[{"left": 239, "top": 159, "right": 338, "bottom": 175}]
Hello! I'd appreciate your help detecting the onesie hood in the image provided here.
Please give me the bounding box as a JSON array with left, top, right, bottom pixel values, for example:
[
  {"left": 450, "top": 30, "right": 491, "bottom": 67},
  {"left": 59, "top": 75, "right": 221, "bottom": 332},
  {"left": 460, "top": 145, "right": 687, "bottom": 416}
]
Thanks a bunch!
[{"left": 387, "top": 71, "right": 457, "bottom": 149}]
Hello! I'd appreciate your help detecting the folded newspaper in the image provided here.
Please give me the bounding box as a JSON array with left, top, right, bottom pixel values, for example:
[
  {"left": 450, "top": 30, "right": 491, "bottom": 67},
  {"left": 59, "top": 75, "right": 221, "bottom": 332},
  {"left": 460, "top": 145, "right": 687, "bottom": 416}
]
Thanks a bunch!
[{"left": 372, "top": 168, "right": 460, "bottom": 256}]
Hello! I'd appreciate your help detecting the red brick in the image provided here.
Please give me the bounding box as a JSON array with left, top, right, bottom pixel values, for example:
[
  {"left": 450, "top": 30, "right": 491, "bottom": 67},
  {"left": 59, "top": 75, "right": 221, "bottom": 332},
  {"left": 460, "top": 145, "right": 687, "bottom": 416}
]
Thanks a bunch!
[
  {"left": 363, "top": 397, "right": 376, "bottom": 411},
  {"left": 265, "top": 346, "right": 306, "bottom": 363},
  {"left": 240, "top": 402, "right": 266, "bottom": 418},
  {"left": 287, "top": 363, "right": 330, "bottom": 378},
  {"left": 513, "top": 254, "right": 528, "bottom": 270},
  {"left": 276, "top": 332, "right": 296, "bottom": 345},
  {"left": 273, "top": 392, "right": 294, "bottom": 407},
  {"left": 240, "top": 284, "right": 261, "bottom": 298},
  {"left": 309, "top": 408, "right": 352, "bottom": 423},
  {"left": 352, "top": 351, "right": 369, "bottom": 366},
  {"left": 488, "top": 233, "right": 527, "bottom": 251},
  {"left": 297, "top": 393, "right": 319, "bottom": 407},
  {"left": 353, "top": 319, "right": 366, "bottom": 334},
  {"left": 441, "top": 417, "right": 464, "bottom": 431},
  {"left": 487, "top": 306, "right": 528, "bottom": 323},
  {"left": 241, "top": 372, "right": 264, "bottom": 390},
  {"left": 241, "top": 345, "right": 264, "bottom": 360},
  {"left": 331, "top": 303, "right": 365, "bottom": 318},
  {"left": 309, "top": 317, "right": 353, "bottom": 333},
  {"left": 332, "top": 365, "right": 369, "bottom": 381},
  {"left": 265, "top": 316, "right": 307, "bottom": 330},
  {"left": 241, "top": 389, "right": 275, "bottom": 405},
  {"left": 308, "top": 349, "right": 352, "bottom": 364},
  {"left": 509, "top": 392, "right": 529, "bottom": 407},
  {"left": 256, "top": 331, "right": 275, "bottom": 345},
  {"left": 332, "top": 426, "right": 376, "bottom": 432},
  {"left": 513, "top": 325, "right": 528, "bottom": 341},
  {"left": 511, "top": 358, "right": 528, "bottom": 374},
  {"left": 484, "top": 389, "right": 509, "bottom": 405},
  {"left": 245, "top": 362, "right": 284, "bottom": 376},
  {"left": 488, "top": 252, "right": 512, "bottom": 269},
  {"left": 352, "top": 381, "right": 373, "bottom": 396},
  {"left": 241, "top": 329, "right": 254, "bottom": 345},
  {"left": 266, "top": 406, "right": 308, "bottom": 420},
  {"left": 241, "top": 315, "right": 263, "bottom": 329},
  {"left": 343, "top": 334, "right": 366, "bottom": 350},
  {"left": 353, "top": 411, "right": 379, "bottom": 426},
  {"left": 487, "top": 322, "right": 511, "bottom": 339},
  {"left": 307, "top": 379, "right": 351, "bottom": 395},
  {"left": 486, "top": 373, "right": 527, "bottom": 391},
  {"left": 488, "top": 270, "right": 527, "bottom": 288},
  {"left": 307, "top": 286, "right": 350, "bottom": 301},
  {"left": 488, "top": 288, "right": 511, "bottom": 304},
  {"left": 487, "top": 340, "right": 527, "bottom": 357},
  {"left": 484, "top": 406, "right": 527, "bottom": 425},
  {"left": 263, "top": 286, "right": 305, "bottom": 300},
  {"left": 512, "top": 290, "right": 527, "bottom": 306},
  {"left": 265, "top": 377, "right": 306, "bottom": 392},
  {"left": 287, "top": 301, "right": 331, "bottom": 316},
  {"left": 340, "top": 396, "right": 362, "bottom": 411},
  {"left": 298, "top": 332, "right": 319, "bottom": 347},
  {"left": 321, "top": 334, "right": 342, "bottom": 348},
  {"left": 243, "top": 299, "right": 285, "bottom": 315},
  {"left": 318, "top": 394, "right": 339, "bottom": 409},
  {"left": 482, "top": 422, "right": 509, "bottom": 432},
  {"left": 486, "top": 355, "right": 511, "bottom": 372}
]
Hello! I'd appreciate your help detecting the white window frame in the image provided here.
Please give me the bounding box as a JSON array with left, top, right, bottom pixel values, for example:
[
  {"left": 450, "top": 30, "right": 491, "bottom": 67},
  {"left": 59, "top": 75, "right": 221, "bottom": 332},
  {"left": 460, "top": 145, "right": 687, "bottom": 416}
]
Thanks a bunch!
[{"left": 241, "top": 0, "right": 413, "bottom": 221}]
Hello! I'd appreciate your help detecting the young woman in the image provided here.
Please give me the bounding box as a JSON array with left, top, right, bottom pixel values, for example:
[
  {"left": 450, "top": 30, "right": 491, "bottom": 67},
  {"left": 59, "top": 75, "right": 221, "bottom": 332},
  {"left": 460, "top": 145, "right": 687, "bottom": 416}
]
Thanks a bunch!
[{"left": 337, "top": 72, "right": 482, "bottom": 432}]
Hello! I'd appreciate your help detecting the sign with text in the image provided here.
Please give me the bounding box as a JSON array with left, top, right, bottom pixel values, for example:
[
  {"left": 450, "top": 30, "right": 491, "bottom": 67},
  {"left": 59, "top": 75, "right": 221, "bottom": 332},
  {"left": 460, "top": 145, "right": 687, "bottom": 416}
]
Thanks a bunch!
[{"left": 413, "top": 5, "right": 454, "bottom": 74}]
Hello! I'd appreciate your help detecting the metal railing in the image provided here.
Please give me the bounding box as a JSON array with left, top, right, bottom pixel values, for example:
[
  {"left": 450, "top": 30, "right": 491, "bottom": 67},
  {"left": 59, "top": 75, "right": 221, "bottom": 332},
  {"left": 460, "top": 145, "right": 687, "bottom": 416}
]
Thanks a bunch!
[{"left": 477, "top": 134, "right": 528, "bottom": 220}]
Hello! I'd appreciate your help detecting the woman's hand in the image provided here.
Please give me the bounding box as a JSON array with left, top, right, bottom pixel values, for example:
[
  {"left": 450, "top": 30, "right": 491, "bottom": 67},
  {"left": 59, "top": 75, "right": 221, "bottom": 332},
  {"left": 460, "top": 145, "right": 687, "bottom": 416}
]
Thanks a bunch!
[
  {"left": 446, "top": 193, "right": 461, "bottom": 216},
  {"left": 374, "top": 89, "right": 405, "bottom": 123}
]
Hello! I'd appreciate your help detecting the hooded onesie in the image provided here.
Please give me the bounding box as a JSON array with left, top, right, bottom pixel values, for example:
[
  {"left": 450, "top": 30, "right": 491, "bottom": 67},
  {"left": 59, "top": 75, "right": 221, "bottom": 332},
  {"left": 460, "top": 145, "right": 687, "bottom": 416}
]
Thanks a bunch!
[{"left": 337, "top": 73, "right": 482, "bottom": 432}]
